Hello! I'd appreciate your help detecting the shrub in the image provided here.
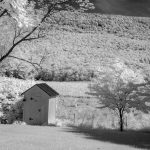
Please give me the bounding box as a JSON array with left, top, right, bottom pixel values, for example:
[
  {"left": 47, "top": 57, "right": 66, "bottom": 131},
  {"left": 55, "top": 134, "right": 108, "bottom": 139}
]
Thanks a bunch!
[
  {"left": 1, "top": 96, "right": 23, "bottom": 124},
  {"left": 34, "top": 68, "right": 96, "bottom": 81},
  {"left": 34, "top": 69, "right": 55, "bottom": 81},
  {"left": 0, "top": 77, "right": 36, "bottom": 124}
]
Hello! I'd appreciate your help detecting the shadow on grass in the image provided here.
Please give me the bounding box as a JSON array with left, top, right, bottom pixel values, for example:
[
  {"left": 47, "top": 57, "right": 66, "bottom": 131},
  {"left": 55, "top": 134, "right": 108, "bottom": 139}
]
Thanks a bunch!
[{"left": 64, "top": 125, "right": 150, "bottom": 149}]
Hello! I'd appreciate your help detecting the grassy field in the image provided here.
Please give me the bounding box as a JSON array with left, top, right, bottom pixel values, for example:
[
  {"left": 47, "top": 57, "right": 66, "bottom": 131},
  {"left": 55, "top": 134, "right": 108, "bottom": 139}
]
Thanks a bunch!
[
  {"left": 0, "top": 77, "right": 150, "bottom": 129},
  {"left": 0, "top": 125, "right": 149, "bottom": 150}
]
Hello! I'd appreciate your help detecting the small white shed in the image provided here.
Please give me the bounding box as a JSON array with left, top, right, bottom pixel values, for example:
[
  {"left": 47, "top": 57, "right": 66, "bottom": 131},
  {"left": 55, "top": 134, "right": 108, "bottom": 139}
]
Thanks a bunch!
[{"left": 22, "top": 83, "right": 59, "bottom": 125}]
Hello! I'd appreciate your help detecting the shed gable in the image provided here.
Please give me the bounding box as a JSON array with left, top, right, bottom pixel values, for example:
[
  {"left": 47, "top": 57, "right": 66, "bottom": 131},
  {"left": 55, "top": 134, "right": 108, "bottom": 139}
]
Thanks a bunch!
[{"left": 22, "top": 83, "right": 59, "bottom": 98}]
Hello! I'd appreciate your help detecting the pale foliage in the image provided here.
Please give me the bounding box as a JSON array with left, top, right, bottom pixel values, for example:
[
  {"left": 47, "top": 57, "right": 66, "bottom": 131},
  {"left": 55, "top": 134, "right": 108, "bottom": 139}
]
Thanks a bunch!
[
  {"left": 97, "top": 58, "right": 145, "bottom": 84},
  {"left": 10, "top": 0, "right": 36, "bottom": 27},
  {"left": 0, "top": 0, "right": 94, "bottom": 28},
  {"left": 94, "top": 59, "right": 149, "bottom": 112},
  {"left": 90, "top": 59, "right": 150, "bottom": 130},
  {"left": 0, "top": 77, "right": 36, "bottom": 123},
  {"left": 0, "top": 0, "right": 37, "bottom": 27},
  {"left": 113, "top": 59, "right": 145, "bottom": 83}
]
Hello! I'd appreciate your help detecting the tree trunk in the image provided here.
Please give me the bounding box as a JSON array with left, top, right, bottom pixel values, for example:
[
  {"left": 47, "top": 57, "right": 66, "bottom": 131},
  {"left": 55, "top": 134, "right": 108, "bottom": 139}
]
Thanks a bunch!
[
  {"left": 120, "top": 117, "right": 123, "bottom": 131},
  {"left": 119, "top": 109, "right": 124, "bottom": 132}
]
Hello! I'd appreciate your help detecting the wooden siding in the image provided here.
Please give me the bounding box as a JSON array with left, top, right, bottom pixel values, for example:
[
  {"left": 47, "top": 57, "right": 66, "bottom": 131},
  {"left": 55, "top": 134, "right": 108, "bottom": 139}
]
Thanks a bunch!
[
  {"left": 48, "top": 97, "right": 57, "bottom": 124},
  {"left": 23, "top": 85, "right": 50, "bottom": 125}
]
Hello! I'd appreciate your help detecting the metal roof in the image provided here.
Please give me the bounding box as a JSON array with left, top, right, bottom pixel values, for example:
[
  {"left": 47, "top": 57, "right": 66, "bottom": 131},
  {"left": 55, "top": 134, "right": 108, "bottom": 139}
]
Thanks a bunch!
[
  {"left": 36, "top": 83, "right": 59, "bottom": 97},
  {"left": 22, "top": 83, "right": 59, "bottom": 97}
]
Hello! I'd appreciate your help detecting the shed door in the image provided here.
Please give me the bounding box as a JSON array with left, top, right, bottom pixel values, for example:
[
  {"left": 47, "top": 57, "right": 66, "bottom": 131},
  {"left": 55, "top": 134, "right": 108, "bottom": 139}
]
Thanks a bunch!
[
  {"left": 25, "top": 102, "right": 46, "bottom": 125},
  {"left": 31, "top": 106, "right": 41, "bottom": 125}
]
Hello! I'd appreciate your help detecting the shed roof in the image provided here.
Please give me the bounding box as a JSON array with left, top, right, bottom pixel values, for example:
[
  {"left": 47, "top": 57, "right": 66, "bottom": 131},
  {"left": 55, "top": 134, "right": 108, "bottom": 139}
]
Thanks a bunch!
[{"left": 22, "top": 83, "right": 59, "bottom": 97}]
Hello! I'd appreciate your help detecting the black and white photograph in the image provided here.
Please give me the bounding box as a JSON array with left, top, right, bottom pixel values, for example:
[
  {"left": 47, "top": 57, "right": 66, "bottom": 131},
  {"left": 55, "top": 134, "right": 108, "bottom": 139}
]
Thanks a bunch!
[{"left": 0, "top": 0, "right": 150, "bottom": 150}]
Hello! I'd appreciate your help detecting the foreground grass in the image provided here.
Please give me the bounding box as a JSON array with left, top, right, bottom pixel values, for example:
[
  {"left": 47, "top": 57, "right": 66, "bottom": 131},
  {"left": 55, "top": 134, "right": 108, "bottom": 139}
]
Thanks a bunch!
[
  {"left": 68, "top": 125, "right": 150, "bottom": 149},
  {"left": 0, "top": 125, "right": 147, "bottom": 150}
]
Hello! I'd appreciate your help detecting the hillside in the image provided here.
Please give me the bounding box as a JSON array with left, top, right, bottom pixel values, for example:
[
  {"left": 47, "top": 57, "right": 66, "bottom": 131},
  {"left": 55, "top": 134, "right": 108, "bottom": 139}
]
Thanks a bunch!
[
  {"left": 1, "top": 11, "right": 150, "bottom": 80},
  {"left": 47, "top": 11, "right": 150, "bottom": 40}
]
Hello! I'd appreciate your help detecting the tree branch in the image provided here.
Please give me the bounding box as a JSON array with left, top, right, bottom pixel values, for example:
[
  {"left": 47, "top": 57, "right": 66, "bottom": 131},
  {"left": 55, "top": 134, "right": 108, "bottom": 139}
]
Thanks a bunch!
[
  {"left": 23, "top": 34, "right": 45, "bottom": 41},
  {"left": 0, "top": 3, "right": 57, "bottom": 62},
  {"left": 0, "top": 0, "right": 77, "bottom": 63},
  {"left": 0, "top": 9, "right": 7, "bottom": 17},
  {"left": 8, "top": 55, "right": 41, "bottom": 70}
]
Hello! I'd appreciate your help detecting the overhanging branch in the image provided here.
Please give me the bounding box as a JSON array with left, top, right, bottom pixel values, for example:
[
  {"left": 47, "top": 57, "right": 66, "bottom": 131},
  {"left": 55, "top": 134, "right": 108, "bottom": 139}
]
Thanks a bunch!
[
  {"left": 0, "top": 3, "right": 56, "bottom": 62},
  {"left": 0, "top": 0, "right": 76, "bottom": 63},
  {"left": 0, "top": 9, "right": 7, "bottom": 17},
  {"left": 8, "top": 55, "right": 41, "bottom": 70}
]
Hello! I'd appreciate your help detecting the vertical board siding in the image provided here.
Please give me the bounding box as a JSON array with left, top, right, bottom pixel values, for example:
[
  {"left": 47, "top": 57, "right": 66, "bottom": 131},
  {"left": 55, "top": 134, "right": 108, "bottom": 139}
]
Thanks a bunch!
[
  {"left": 23, "top": 85, "right": 50, "bottom": 125},
  {"left": 48, "top": 97, "right": 56, "bottom": 124}
]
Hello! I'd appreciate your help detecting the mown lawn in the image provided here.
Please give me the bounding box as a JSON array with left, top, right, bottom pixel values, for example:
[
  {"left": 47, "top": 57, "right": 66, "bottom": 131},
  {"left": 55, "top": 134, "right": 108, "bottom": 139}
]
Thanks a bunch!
[{"left": 0, "top": 125, "right": 147, "bottom": 150}]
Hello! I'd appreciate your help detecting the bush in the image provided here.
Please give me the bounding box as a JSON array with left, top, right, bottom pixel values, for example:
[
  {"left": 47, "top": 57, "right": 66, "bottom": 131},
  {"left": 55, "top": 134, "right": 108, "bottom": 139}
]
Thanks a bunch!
[
  {"left": 1, "top": 96, "right": 23, "bottom": 124},
  {"left": 34, "top": 69, "right": 55, "bottom": 81},
  {"left": 0, "top": 77, "right": 36, "bottom": 124},
  {"left": 34, "top": 68, "right": 96, "bottom": 81}
]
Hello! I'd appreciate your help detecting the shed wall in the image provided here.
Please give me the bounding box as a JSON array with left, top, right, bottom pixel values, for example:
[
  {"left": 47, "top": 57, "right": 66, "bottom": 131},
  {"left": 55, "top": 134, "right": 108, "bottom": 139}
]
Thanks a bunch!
[
  {"left": 23, "top": 85, "right": 49, "bottom": 125},
  {"left": 48, "top": 97, "right": 57, "bottom": 124}
]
